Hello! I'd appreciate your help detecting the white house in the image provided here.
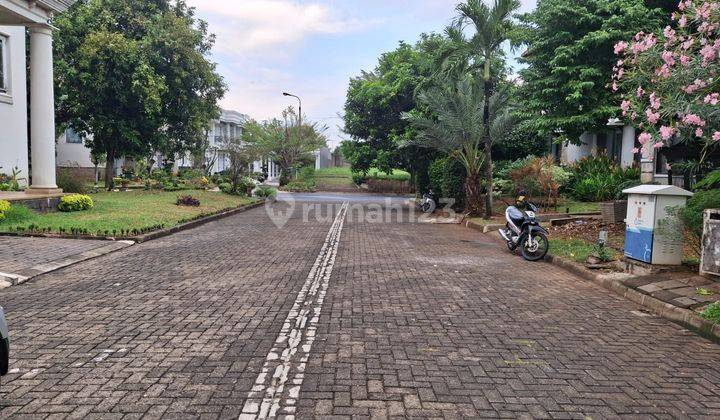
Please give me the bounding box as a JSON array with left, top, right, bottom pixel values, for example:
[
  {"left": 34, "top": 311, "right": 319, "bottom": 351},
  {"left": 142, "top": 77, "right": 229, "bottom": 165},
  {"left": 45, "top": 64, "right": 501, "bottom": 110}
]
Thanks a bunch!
[
  {"left": 553, "top": 121, "right": 681, "bottom": 186},
  {"left": 0, "top": 0, "right": 73, "bottom": 192}
]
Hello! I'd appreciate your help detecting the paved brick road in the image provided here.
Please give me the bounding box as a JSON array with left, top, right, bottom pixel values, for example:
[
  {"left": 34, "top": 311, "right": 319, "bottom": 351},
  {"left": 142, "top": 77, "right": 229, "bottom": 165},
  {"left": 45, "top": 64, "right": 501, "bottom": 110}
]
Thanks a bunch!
[{"left": 0, "top": 198, "right": 719, "bottom": 419}]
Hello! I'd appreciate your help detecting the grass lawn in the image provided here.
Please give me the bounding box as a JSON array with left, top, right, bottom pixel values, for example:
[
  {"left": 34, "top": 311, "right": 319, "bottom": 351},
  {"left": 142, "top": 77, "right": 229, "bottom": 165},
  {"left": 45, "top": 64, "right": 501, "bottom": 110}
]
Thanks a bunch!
[
  {"left": 314, "top": 167, "right": 411, "bottom": 181},
  {"left": 0, "top": 190, "right": 258, "bottom": 235},
  {"left": 549, "top": 238, "right": 619, "bottom": 263}
]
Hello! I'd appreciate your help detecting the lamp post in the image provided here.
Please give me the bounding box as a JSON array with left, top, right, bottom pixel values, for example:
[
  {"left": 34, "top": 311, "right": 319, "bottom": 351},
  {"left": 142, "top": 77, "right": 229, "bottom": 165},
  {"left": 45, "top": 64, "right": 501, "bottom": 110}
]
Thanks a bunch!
[{"left": 282, "top": 92, "right": 302, "bottom": 128}]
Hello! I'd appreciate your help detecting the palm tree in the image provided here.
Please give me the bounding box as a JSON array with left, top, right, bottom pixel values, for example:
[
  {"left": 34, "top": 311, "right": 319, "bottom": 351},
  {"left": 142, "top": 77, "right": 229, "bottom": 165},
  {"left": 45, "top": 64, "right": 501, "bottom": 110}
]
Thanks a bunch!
[
  {"left": 402, "top": 77, "right": 515, "bottom": 215},
  {"left": 439, "top": 0, "right": 520, "bottom": 218}
]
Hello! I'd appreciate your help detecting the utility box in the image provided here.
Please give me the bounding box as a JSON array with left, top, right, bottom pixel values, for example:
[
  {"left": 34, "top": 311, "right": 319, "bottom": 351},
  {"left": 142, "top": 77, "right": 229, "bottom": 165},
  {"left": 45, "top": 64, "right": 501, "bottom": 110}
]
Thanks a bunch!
[
  {"left": 623, "top": 185, "right": 693, "bottom": 265},
  {"left": 701, "top": 209, "right": 720, "bottom": 277}
]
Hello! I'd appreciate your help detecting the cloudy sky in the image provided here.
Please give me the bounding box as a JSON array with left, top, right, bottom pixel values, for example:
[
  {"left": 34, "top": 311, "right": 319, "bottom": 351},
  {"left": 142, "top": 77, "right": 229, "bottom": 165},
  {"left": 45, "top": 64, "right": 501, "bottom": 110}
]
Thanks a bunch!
[{"left": 186, "top": 0, "right": 537, "bottom": 147}]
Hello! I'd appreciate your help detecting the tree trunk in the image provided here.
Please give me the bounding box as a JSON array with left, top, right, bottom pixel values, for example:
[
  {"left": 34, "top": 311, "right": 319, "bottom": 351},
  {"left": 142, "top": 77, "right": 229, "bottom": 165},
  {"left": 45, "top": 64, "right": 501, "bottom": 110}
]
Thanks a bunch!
[
  {"left": 465, "top": 170, "right": 483, "bottom": 215},
  {"left": 104, "top": 148, "right": 115, "bottom": 190},
  {"left": 482, "top": 73, "right": 494, "bottom": 219}
]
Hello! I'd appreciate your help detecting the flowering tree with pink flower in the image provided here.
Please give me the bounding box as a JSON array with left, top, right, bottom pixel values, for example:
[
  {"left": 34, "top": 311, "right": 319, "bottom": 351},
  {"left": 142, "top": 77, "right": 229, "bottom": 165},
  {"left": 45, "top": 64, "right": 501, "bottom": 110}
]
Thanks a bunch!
[{"left": 613, "top": 0, "right": 720, "bottom": 170}]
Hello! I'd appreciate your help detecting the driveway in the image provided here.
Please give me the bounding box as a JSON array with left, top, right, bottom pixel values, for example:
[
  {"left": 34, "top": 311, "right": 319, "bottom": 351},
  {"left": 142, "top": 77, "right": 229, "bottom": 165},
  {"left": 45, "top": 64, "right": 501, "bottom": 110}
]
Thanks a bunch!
[{"left": 0, "top": 198, "right": 718, "bottom": 418}]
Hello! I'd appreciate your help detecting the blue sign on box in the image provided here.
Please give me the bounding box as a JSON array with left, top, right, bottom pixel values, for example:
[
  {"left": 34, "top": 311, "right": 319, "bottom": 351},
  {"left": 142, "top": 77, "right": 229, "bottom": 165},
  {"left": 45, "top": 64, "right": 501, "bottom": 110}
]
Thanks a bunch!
[{"left": 624, "top": 227, "right": 653, "bottom": 263}]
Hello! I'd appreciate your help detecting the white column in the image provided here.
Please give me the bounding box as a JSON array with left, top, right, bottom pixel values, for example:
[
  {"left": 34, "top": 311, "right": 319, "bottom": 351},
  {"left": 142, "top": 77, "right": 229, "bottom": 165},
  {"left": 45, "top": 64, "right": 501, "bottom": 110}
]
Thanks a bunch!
[{"left": 28, "top": 25, "right": 59, "bottom": 192}]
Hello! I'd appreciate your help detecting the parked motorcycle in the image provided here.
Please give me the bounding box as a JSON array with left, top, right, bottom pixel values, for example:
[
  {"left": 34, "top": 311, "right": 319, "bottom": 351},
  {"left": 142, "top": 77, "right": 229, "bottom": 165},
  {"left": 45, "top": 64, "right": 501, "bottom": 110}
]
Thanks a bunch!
[
  {"left": 498, "top": 194, "right": 550, "bottom": 261},
  {"left": 419, "top": 189, "right": 438, "bottom": 213}
]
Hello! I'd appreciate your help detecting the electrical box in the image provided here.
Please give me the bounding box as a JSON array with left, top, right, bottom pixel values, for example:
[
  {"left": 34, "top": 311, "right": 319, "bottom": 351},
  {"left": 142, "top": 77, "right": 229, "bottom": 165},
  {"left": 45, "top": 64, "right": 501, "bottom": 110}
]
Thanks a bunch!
[{"left": 623, "top": 184, "right": 693, "bottom": 265}]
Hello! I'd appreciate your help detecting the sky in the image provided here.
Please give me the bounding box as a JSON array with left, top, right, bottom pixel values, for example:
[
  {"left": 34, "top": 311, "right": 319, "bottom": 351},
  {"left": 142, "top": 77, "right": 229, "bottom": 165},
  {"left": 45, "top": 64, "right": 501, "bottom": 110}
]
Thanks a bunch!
[{"left": 186, "top": 0, "right": 538, "bottom": 148}]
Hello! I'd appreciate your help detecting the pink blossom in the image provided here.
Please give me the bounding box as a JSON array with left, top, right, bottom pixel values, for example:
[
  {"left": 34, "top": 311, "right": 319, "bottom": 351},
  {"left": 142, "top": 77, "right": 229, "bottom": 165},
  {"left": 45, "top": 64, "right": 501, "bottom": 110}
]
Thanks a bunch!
[
  {"left": 713, "top": 131, "right": 720, "bottom": 141},
  {"left": 697, "top": 3, "right": 712, "bottom": 20},
  {"left": 616, "top": 68, "right": 625, "bottom": 79},
  {"left": 638, "top": 132, "right": 652, "bottom": 145},
  {"left": 631, "top": 112, "right": 638, "bottom": 121},
  {"left": 653, "top": 142, "right": 663, "bottom": 149},
  {"left": 696, "top": 128, "right": 704, "bottom": 137},
  {"left": 678, "top": 1, "right": 690, "bottom": 11},
  {"left": 663, "top": 26, "right": 676, "bottom": 41},
  {"left": 645, "top": 108, "right": 661, "bottom": 124},
  {"left": 662, "top": 50, "right": 675, "bottom": 66},
  {"left": 656, "top": 64, "right": 671, "bottom": 78},
  {"left": 660, "top": 126, "right": 675, "bottom": 140},
  {"left": 679, "top": 15, "right": 688, "bottom": 28},
  {"left": 704, "top": 93, "right": 719, "bottom": 105},
  {"left": 683, "top": 114, "right": 706, "bottom": 126},
  {"left": 701, "top": 44, "right": 716, "bottom": 63},
  {"left": 612, "top": 81, "right": 619, "bottom": 92},
  {"left": 621, "top": 100, "right": 631, "bottom": 112},
  {"left": 682, "top": 38, "right": 694, "bottom": 50},
  {"left": 680, "top": 54, "right": 691, "bottom": 66},
  {"left": 632, "top": 147, "right": 640, "bottom": 154},
  {"left": 636, "top": 86, "right": 645, "bottom": 98},
  {"left": 614, "top": 41, "right": 628, "bottom": 55},
  {"left": 649, "top": 92, "right": 661, "bottom": 110}
]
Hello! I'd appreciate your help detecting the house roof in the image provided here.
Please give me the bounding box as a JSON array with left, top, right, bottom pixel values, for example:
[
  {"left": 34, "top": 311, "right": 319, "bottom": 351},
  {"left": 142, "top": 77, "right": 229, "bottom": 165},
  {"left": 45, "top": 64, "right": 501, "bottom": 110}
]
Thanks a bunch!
[
  {"left": 37, "top": 0, "right": 75, "bottom": 13},
  {"left": 622, "top": 184, "right": 694, "bottom": 197}
]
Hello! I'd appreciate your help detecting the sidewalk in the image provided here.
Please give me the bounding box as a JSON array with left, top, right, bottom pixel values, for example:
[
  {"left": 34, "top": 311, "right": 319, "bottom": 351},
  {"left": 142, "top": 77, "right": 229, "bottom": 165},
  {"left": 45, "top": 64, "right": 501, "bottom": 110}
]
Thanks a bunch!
[{"left": 0, "top": 237, "right": 132, "bottom": 286}]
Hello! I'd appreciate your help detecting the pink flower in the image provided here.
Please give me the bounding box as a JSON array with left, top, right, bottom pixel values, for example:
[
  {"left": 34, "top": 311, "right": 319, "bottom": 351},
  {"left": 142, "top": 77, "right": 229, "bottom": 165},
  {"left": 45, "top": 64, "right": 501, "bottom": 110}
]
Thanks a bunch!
[
  {"left": 664, "top": 26, "right": 676, "bottom": 41},
  {"left": 679, "top": 15, "right": 687, "bottom": 28},
  {"left": 680, "top": 54, "right": 691, "bottom": 66},
  {"left": 683, "top": 114, "right": 706, "bottom": 126},
  {"left": 631, "top": 112, "right": 638, "bottom": 121},
  {"left": 662, "top": 50, "right": 675, "bottom": 66},
  {"left": 649, "top": 92, "right": 661, "bottom": 110},
  {"left": 636, "top": 86, "right": 645, "bottom": 98},
  {"left": 632, "top": 147, "right": 640, "bottom": 154},
  {"left": 645, "top": 108, "right": 661, "bottom": 124},
  {"left": 704, "top": 93, "right": 719, "bottom": 105},
  {"left": 638, "top": 132, "right": 652, "bottom": 145},
  {"left": 656, "top": 64, "right": 671, "bottom": 78},
  {"left": 614, "top": 41, "right": 628, "bottom": 55},
  {"left": 621, "top": 100, "right": 631, "bottom": 112},
  {"left": 713, "top": 131, "right": 720, "bottom": 141},
  {"left": 682, "top": 38, "right": 694, "bottom": 50},
  {"left": 701, "top": 44, "right": 716, "bottom": 63},
  {"left": 696, "top": 128, "right": 704, "bottom": 137},
  {"left": 660, "top": 126, "right": 675, "bottom": 140},
  {"left": 653, "top": 142, "right": 663, "bottom": 149}
]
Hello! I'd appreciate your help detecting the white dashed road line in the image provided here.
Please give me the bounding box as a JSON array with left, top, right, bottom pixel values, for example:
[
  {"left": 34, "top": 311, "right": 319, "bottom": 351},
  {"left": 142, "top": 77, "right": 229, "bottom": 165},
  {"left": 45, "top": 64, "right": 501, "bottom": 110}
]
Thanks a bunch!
[{"left": 240, "top": 202, "right": 349, "bottom": 419}]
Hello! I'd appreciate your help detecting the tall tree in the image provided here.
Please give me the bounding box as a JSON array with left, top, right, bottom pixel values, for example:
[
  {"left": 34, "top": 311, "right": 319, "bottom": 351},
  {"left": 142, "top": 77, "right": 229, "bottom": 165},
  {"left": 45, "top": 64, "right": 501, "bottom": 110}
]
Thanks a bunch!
[
  {"left": 403, "top": 77, "right": 515, "bottom": 214},
  {"left": 441, "top": 0, "right": 520, "bottom": 218},
  {"left": 54, "top": 0, "right": 226, "bottom": 189},
  {"left": 244, "top": 108, "right": 328, "bottom": 186},
  {"left": 517, "top": 0, "right": 668, "bottom": 141}
]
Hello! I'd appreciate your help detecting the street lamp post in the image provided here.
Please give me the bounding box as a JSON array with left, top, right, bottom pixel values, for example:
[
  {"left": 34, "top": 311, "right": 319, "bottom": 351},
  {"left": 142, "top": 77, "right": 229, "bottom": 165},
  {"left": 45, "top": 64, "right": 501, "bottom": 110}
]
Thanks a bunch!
[{"left": 282, "top": 92, "right": 302, "bottom": 129}]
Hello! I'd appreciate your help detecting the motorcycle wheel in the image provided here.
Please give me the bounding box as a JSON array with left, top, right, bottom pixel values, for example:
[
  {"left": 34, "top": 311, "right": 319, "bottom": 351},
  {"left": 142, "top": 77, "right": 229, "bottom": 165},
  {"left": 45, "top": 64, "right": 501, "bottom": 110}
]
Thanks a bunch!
[{"left": 520, "top": 232, "right": 549, "bottom": 261}]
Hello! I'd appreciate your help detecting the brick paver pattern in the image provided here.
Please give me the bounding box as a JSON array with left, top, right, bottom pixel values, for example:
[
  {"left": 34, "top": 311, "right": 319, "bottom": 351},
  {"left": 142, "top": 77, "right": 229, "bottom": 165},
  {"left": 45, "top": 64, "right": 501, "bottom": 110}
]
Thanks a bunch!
[
  {"left": 0, "top": 200, "right": 719, "bottom": 419},
  {"left": 0, "top": 237, "right": 111, "bottom": 274}
]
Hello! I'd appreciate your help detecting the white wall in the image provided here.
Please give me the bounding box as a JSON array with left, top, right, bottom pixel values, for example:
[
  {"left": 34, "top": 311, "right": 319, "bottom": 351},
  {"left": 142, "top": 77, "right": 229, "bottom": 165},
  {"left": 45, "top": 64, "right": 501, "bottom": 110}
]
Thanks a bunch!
[
  {"left": 0, "top": 26, "right": 29, "bottom": 187},
  {"left": 562, "top": 132, "right": 595, "bottom": 164},
  {"left": 56, "top": 131, "right": 99, "bottom": 168},
  {"left": 620, "top": 125, "right": 636, "bottom": 168}
]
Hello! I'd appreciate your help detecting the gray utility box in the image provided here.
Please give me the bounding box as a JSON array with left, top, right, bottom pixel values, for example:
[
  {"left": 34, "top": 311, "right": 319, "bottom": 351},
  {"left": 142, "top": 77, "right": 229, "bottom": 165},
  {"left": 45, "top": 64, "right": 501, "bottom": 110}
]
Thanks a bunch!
[{"left": 701, "top": 209, "right": 720, "bottom": 277}]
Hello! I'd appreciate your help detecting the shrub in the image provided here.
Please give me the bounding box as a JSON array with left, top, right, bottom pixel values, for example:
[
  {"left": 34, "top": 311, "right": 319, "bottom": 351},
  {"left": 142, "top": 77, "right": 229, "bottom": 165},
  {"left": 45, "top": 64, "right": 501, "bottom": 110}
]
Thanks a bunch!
[
  {"left": 428, "top": 159, "right": 445, "bottom": 196},
  {"left": 351, "top": 172, "right": 366, "bottom": 185},
  {"left": 255, "top": 185, "right": 277, "bottom": 198},
  {"left": 281, "top": 180, "right": 316, "bottom": 192},
  {"left": 694, "top": 169, "right": 720, "bottom": 191},
  {"left": 440, "top": 157, "right": 466, "bottom": 210},
  {"left": 176, "top": 195, "right": 200, "bottom": 207},
  {"left": 58, "top": 194, "right": 94, "bottom": 212},
  {"left": 297, "top": 166, "right": 316, "bottom": 182},
  {"left": 0, "top": 199, "right": 10, "bottom": 221},
  {"left": 219, "top": 182, "right": 233, "bottom": 194},
  {"left": 510, "top": 156, "right": 569, "bottom": 206},
  {"left": 676, "top": 189, "right": 720, "bottom": 256},
  {"left": 567, "top": 156, "right": 640, "bottom": 202},
  {"left": 701, "top": 302, "right": 720, "bottom": 324},
  {"left": 57, "top": 169, "right": 87, "bottom": 193}
]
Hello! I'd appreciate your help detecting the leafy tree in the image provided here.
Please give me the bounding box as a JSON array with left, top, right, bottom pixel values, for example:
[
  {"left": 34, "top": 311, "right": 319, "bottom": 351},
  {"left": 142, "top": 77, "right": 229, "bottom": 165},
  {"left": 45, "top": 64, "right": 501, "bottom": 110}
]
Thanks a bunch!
[
  {"left": 440, "top": 0, "right": 520, "bottom": 218},
  {"left": 402, "top": 77, "right": 515, "bottom": 214},
  {"left": 342, "top": 34, "right": 446, "bottom": 188},
  {"left": 54, "top": 0, "right": 225, "bottom": 189},
  {"left": 517, "top": 0, "right": 668, "bottom": 141},
  {"left": 244, "top": 108, "right": 327, "bottom": 186}
]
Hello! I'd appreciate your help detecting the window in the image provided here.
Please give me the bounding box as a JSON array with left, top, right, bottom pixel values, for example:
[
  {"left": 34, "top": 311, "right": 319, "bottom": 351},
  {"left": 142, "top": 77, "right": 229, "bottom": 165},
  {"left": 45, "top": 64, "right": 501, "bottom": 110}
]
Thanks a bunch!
[
  {"left": 0, "top": 34, "right": 8, "bottom": 94},
  {"left": 65, "top": 128, "right": 84, "bottom": 144},
  {"left": 596, "top": 129, "right": 622, "bottom": 162}
]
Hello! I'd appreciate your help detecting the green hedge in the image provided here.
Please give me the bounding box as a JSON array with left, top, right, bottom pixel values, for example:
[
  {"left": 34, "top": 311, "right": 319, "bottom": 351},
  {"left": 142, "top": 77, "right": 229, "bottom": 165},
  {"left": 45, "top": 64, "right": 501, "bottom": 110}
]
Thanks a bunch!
[
  {"left": 428, "top": 157, "right": 465, "bottom": 210},
  {"left": 58, "top": 194, "right": 94, "bottom": 212}
]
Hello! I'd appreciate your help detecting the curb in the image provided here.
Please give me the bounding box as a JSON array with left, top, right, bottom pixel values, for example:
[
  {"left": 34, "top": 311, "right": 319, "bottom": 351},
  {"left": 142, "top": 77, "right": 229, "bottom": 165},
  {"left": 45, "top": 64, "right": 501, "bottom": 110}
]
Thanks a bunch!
[
  {"left": 463, "top": 219, "right": 720, "bottom": 343},
  {"left": 0, "top": 240, "right": 134, "bottom": 288}
]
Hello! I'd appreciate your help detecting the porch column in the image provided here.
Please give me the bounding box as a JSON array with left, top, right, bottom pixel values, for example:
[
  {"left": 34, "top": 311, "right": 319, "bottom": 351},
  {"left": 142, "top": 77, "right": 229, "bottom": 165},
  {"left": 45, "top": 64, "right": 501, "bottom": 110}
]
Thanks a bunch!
[{"left": 27, "top": 25, "right": 60, "bottom": 193}]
